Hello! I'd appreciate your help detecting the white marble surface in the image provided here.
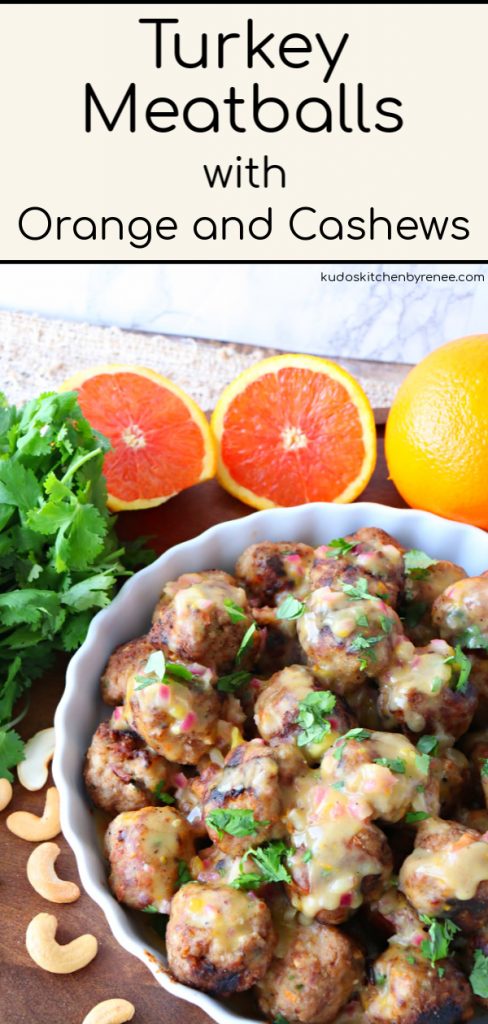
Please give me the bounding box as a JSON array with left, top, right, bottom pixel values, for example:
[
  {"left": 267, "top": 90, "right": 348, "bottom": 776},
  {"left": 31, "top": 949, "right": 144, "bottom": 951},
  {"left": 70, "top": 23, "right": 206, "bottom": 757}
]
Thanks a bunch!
[{"left": 0, "top": 263, "right": 486, "bottom": 363}]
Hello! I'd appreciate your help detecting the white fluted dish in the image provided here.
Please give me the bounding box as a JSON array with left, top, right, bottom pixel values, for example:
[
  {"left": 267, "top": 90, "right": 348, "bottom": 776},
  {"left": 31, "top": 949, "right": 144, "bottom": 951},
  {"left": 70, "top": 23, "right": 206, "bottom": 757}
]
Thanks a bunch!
[{"left": 53, "top": 502, "right": 488, "bottom": 1024}]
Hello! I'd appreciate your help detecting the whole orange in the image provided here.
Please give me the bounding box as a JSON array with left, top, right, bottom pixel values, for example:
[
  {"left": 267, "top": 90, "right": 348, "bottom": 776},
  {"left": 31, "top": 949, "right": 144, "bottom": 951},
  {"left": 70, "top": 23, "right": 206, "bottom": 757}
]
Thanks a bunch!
[{"left": 385, "top": 336, "right": 488, "bottom": 529}]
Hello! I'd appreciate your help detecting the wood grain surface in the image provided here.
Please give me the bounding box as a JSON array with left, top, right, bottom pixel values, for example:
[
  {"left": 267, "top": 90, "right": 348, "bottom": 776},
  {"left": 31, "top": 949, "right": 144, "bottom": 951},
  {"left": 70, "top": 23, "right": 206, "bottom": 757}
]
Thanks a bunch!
[{"left": 0, "top": 432, "right": 406, "bottom": 1024}]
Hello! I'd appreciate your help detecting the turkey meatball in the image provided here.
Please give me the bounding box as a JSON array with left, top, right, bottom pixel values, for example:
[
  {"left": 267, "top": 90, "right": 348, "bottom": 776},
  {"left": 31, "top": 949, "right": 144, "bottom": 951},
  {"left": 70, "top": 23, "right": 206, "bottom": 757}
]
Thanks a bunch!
[
  {"left": 254, "top": 664, "right": 355, "bottom": 762},
  {"left": 149, "top": 570, "right": 258, "bottom": 671},
  {"left": 256, "top": 917, "right": 364, "bottom": 1024},
  {"left": 399, "top": 816, "right": 488, "bottom": 932},
  {"left": 297, "top": 587, "right": 402, "bottom": 694},
  {"left": 84, "top": 720, "right": 170, "bottom": 814},
  {"left": 105, "top": 805, "right": 195, "bottom": 912},
  {"left": 100, "top": 635, "right": 159, "bottom": 706},
  {"left": 125, "top": 655, "right": 219, "bottom": 765},
  {"left": 166, "top": 882, "right": 275, "bottom": 994},
  {"left": 321, "top": 730, "right": 439, "bottom": 824},
  {"left": 311, "top": 528, "right": 404, "bottom": 606},
  {"left": 432, "top": 574, "right": 488, "bottom": 649},
  {"left": 203, "top": 740, "right": 282, "bottom": 856},
  {"left": 378, "top": 637, "right": 476, "bottom": 746},
  {"left": 235, "top": 541, "right": 314, "bottom": 606},
  {"left": 401, "top": 558, "right": 467, "bottom": 646},
  {"left": 285, "top": 773, "right": 392, "bottom": 923},
  {"left": 361, "top": 945, "right": 473, "bottom": 1024}
]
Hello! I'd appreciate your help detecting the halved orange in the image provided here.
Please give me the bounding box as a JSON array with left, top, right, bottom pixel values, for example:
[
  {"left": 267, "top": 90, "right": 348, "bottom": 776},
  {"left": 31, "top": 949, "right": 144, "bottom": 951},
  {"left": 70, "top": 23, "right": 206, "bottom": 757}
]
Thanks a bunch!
[
  {"left": 211, "top": 354, "right": 376, "bottom": 509},
  {"left": 60, "top": 364, "right": 216, "bottom": 511}
]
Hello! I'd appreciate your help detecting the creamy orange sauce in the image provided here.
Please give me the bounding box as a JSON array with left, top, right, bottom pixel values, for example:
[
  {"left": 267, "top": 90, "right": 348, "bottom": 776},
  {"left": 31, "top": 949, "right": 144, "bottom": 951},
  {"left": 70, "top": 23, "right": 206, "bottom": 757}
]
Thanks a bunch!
[
  {"left": 379, "top": 638, "right": 454, "bottom": 733},
  {"left": 400, "top": 836, "right": 488, "bottom": 903}
]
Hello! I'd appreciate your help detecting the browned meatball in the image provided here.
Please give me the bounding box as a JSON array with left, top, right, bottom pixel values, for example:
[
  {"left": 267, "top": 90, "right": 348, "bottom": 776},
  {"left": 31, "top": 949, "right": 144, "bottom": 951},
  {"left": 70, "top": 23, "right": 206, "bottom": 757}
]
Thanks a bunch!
[
  {"left": 285, "top": 773, "right": 392, "bottom": 923},
  {"left": 105, "top": 806, "right": 195, "bottom": 912},
  {"left": 401, "top": 559, "right": 467, "bottom": 646},
  {"left": 84, "top": 720, "right": 170, "bottom": 814},
  {"left": 297, "top": 587, "right": 402, "bottom": 695},
  {"left": 378, "top": 637, "right": 477, "bottom": 746},
  {"left": 469, "top": 653, "right": 488, "bottom": 727},
  {"left": 252, "top": 604, "right": 304, "bottom": 674},
  {"left": 433, "top": 747, "right": 470, "bottom": 817},
  {"left": 166, "top": 882, "right": 275, "bottom": 994},
  {"left": 256, "top": 917, "right": 364, "bottom": 1024},
  {"left": 125, "top": 655, "right": 219, "bottom": 765},
  {"left": 366, "top": 887, "right": 426, "bottom": 947},
  {"left": 311, "top": 528, "right": 404, "bottom": 606},
  {"left": 254, "top": 664, "right": 356, "bottom": 763},
  {"left": 100, "top": 635, "right": 159, "bottom": 706},
  {"left": 203, "top": 740, "right": 282, "bottom": 856},
  {"left": 399, "top": 816, "right": 488, "bottom": 932},
  {"left": 432, "top": 575, "right": 488, "bottom": 649},
  {"left": 459, "top": 730, "right": 488, "bottom": 807},
  {"left": 346, "top": 683, "right": 385, "bottom": 731},
  {"left": 361, "top": 945, "right": 473, "bottom": 1024},
  {"left": 149, "top": 570, "right": 258, "bottom": 672},
  {"left": 235, "top": 541, "right": 314, "bottom": 606},
  {"left": 321, "top": 730, "right": 439, "bottom": 824}
]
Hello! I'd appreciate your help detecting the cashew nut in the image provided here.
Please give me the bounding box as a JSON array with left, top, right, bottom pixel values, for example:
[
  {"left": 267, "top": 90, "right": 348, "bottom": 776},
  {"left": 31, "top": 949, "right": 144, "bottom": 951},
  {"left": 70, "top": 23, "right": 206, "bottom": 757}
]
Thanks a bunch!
[
  {"left": 18, "top": 727, "right": 55, "bottom": 791},
  {"left": 81, "top": 999, "right": 136, "bottom": 1024},
  {"left": 6, "top": 786, "right": 60, "bottom": 841},
  {"left": 26, "top": 912, "right": 97, "bottom": 973},
  {"left": 0, "top": 778, "right": 13, "bottom": 810},
  {"left": 26, "top": 842, "right": 80, "bottom": 903}
]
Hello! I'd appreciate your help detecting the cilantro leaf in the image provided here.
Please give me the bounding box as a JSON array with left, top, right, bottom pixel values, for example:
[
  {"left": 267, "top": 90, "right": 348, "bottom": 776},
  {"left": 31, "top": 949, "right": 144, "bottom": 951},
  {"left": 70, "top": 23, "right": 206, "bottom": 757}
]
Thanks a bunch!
[
  {"left": 417, "top": 735, "right": 439, "bottom": 756},
  {"left": 0, "top": 729, "right": 25, "bottom": 781},
  {"left": 481, "top": 759, "right": 488, "bottom": 779},
  {"left": 154, "top": 780, "right": 175, "bottom": 805},
  {"left": 470, "top": 948, "right": 488, "bottom": 998},
  {"left": 404, "top": 550, "right": 437, "bottom": 579},
  {"left": 223, "top": 598, "right": 247, "bottom": 623},
  {"left": 373, "top": 757, "right": 406, "bottom": 774},
  {"left": 458, "top": 626, "right": 488, "bottom": 651},
  {"left": 135, "top": 650, "right": 166, "bottom": 689},
  {"left": 443, "top": 645, "right": 472, "bottom": 692},
  {"left": 236, "top": 622, "right": 256, "bottom": 663},
  {"left": 332, "top": 728, "right": 371, "bottom": 760},
  {"left": 232, "top": 840, "right": 292, "bottom": 890},
  {"left": 276, "top": 595, "right": 305, "bottom": 621},
  {"left": 176, "top": 859, "right": 192, "bottom": 888},
  {"left": 415, "top": 752, "right": 431, "bottom": 776},
  {"left": 217, "top": 670, "right": 251, "bottom": 693},
  {"left": 419, "top": 916, "right": 459, "bottom": 965},
  {"left": 326, "top": 537, "right": 357, "bottom": 558},
  {"left": 405, "top": 811, "right": 430, "bottom": 824},
  {"left": 343, "top": 578, "right": 375, "bottom": 601},
  {"left": 205, "top": 808, "right": 269, "bottom": 838},
  {"left": 296, "top": 690, "right": 336, "bottom": 748}
]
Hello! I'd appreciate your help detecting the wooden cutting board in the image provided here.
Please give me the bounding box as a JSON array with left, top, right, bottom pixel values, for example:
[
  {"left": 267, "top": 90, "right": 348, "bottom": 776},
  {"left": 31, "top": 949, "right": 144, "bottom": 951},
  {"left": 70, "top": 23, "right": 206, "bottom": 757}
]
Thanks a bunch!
[{"left": 0, "top": 429, "right": 406, "bottom": 1024}]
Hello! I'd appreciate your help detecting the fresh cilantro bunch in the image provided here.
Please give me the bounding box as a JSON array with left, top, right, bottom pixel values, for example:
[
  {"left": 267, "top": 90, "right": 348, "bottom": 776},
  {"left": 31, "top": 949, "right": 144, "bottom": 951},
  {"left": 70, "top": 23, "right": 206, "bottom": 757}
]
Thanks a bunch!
[{"left": 0, "top": 390, "right": 153, "bottom": 780}]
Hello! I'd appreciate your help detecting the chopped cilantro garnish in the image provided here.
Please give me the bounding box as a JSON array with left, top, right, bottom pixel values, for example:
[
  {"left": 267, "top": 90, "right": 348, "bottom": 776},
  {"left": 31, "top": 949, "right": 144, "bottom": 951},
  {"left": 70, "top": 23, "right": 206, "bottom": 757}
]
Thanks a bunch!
[
  {"left": 417, "top": 735, "right": 439, "bottom": 756},
  {"left": 296, "top": 690, "right": 336, "bottom": 748},
  {"left": 405, "top": 811, "right": 430, "bottom": 824},
  {"left": 143, "top": 904, "right": 159, "bottom": 913},
  {"left": 375, "top": 973, "right": 387, "bottom": 987},
  {"left": 404, "top": 550, "right": 437, "bottom": 579},
  {"left": 154, "top": 780, "right": 175, "bottom": 805},
  {"left": 458, "top": 625, "right": 488, "bottom": 651},
  {"left": 135, "top": 651, "right": 196, "bottom": 691},
  {"left": 415, "top": 752, "right": 431, "bottom": 776},
  {"left": 349, "top": 633, "right": 384, "bottom": 668},
  {"left": 176, "top": 859, "right": 192, "bottom": 888},
  {"left": 380, "top": 614, "right": 393, "bottom": 634},
  {"left": 232, "top": 840, "right": 292, "bottom": 890},
  {"left": 406, "top": 954, "right": 416, "bottom": 965},
  {"left": 217, "top": 670, "right": 251, "bottom": 693},
  {"left": 431, "top": 677, "right": 442, "bottom": 694},
  {"left": 356, "top": 613, "right": 369, "bottom": 628},
  {"left": 443, "top": 645, "right": 471, "bottom": 692},
  {"left": 470, "top": 948, "right": 488, "bottom": 998},
  {"left": 276, "top": 595, "right": 305, "bottom": 621},
  {"left": 481, "top": 759, "right": 488, "bottom": 779},
  {"left": 373, "top": 757, "right": 406, "bottom": 774},
  {"left": 326, "top": 537, "right": 357, "bottom": 558},
  {"left": 223, "top": 598, "right": 247, "bottom": 623},
  {"left": 343, "top": 578, "right": 375, "bottom": 601},
  {"left": 332, "top": 728, "right": 371, "bottom": 760},
  {"left": 236, "top": 622, "right": 256, "bottom": 663},
  {"left": 419, "top": 915, "right": 459, "bottom": 966},
  {"left": 303, "top": 849, "right": 313, "bottom": 862},
  {"left": 206, "top": 808, "right": 269, "bottom": 838},
  {"left": 273, "top": 1015, "right": 290, "bottom": 1024}
]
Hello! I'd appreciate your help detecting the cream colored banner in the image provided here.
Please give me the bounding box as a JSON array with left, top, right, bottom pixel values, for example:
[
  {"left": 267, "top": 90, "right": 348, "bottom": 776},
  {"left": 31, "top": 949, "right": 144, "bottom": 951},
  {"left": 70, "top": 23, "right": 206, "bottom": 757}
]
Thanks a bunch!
[{"left": 0, "top": 3, "right": 486, "bottom": 259}]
